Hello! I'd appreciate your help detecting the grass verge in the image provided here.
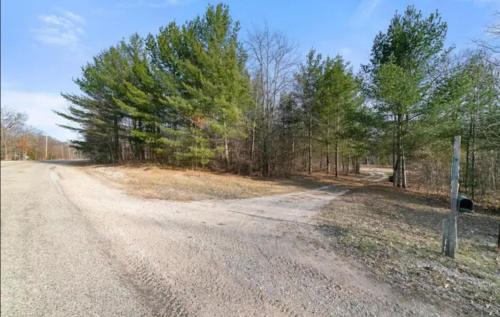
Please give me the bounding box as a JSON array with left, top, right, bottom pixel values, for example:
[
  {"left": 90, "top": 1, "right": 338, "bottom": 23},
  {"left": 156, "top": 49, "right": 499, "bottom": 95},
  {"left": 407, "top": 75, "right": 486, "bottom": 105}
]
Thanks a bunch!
[
  {"left": 82, "top": 164, "right": 331, "bottom": 201},
  {"left": 317, "top": 185, "right": 499, "bottom": 316}
]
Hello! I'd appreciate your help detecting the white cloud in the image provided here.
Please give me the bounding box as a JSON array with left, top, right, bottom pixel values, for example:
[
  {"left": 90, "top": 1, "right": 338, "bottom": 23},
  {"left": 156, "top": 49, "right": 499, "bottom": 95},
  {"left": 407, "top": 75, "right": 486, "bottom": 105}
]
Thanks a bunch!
[
  {"left": 351, "top": 0, "right": 381, "bottom": 26},
  {"left": 33, "top": 10, "right": 85, "bottom": 48},
  {"left": 1, "top": 90, "right": 78, "bottom": 141}
]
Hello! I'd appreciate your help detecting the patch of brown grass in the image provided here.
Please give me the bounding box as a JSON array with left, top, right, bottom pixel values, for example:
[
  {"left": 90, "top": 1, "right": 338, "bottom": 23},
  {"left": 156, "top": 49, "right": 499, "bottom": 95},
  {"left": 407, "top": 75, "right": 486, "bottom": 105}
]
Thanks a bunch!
[
  {"left": 317, "top": 185, "right": 500, "bottom": 316},
  {"left": 82, "top": 164, "right": 331, "bottom": 201}
]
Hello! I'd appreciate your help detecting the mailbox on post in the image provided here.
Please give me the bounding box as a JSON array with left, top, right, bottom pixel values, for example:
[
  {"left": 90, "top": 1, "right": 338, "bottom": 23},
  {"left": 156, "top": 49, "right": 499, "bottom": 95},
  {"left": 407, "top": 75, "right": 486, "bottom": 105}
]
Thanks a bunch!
[{"left": 457, "top": 193, "right": 474, "bottom": 213}]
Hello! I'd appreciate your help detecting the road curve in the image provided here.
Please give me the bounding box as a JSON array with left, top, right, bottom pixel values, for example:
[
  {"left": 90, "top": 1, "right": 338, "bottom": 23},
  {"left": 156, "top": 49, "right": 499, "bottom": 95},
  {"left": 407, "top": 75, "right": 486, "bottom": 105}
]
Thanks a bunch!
[{"left": 1, "top": 161, "right": 447, "bottom": 316}]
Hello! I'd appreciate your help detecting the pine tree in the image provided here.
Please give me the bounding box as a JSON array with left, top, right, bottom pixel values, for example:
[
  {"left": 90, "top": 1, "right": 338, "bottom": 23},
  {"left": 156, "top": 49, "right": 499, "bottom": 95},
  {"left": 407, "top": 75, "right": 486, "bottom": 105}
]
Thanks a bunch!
[
  {"left": 295, "top": 50, "right": 323, "bottom": 174},
  {"left": 363, "top": 5, "right": 448, "bottom": 188},
  {"left": 317, "top": 55, "right": 361, "bottom": 176}
]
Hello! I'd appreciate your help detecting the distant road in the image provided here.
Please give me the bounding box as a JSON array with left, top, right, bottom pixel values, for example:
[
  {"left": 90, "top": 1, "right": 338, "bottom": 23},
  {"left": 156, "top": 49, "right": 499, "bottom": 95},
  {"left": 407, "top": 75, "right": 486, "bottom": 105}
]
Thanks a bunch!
[{"left": 1, "top": 161, "right": 446, "bottom": 316}]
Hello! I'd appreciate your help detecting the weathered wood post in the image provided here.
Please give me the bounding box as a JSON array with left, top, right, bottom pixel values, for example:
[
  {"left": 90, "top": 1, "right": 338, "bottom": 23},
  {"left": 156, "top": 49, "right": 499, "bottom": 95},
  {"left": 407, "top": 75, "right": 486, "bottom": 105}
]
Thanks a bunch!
[
  {"left": 444, "top": 136, "right": 461, "bottom": 258},
  {"left": 441, "top": 218, "right": 448, "bottom": 254}
]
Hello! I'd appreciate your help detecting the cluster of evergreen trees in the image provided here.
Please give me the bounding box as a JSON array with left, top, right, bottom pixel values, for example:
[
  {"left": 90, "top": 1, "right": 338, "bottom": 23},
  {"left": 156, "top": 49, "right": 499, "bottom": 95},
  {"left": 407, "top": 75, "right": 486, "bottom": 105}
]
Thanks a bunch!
[
  {"left": 58, "top": 4, "right": 499, "bottom": 199},
  {"left": 58, "top": 5, "right": 250, "bottom": 167}
]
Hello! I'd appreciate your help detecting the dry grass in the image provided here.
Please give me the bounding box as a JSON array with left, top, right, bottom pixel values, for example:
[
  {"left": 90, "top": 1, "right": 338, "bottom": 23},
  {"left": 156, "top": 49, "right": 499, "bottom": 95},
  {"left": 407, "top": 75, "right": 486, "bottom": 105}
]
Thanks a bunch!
[
  {"left": 82, "top": 164, "right": 331, "bottom": 201},
  {"left": 82, "top": 163, "right": 499, "bottom": 314},
  {"left": 317, "top": 185, "right": 500, "bottom": 316},
  {"left": 407, "top": 167, "right": 500, "bottom": 212}
]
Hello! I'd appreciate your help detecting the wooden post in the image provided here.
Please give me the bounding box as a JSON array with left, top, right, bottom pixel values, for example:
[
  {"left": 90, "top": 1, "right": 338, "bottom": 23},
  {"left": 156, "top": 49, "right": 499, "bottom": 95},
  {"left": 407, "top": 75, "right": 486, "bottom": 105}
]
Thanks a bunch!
[
  {"left": 441, "top": 218, "right": 448, "bottom": 254},
  {"left": 445, "top": 136, "right": 461, "bottom": 258}
]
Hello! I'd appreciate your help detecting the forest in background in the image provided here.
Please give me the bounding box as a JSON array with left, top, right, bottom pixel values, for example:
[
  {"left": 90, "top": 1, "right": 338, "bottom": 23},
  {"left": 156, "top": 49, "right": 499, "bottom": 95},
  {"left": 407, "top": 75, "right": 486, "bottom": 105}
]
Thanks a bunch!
[
  {"left": 48, "top": 4, "right": 499, "bottom": 204},
  {"left": 1, "top": 107, "right": 77, "bottom": 161}
]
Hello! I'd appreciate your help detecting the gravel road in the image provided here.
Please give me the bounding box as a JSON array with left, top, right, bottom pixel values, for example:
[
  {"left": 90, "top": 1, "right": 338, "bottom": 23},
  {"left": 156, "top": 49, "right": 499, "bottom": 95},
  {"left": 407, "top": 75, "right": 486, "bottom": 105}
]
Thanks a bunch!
[{"left": 1, "top": 161, "right": 449, "bottom": 316}]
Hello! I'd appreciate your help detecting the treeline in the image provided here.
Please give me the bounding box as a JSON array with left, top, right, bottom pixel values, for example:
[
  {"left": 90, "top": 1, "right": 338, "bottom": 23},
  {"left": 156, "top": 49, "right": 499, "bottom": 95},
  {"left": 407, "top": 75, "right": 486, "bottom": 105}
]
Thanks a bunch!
[
  {"left": 1, "top": 106, "right": 78, "bottom": 160},
  {"left": 58, "top": 4, "right": 499, "bottom": 201},
  {"left": 58, "top": 5, "right": 250, "bottom": 168}
]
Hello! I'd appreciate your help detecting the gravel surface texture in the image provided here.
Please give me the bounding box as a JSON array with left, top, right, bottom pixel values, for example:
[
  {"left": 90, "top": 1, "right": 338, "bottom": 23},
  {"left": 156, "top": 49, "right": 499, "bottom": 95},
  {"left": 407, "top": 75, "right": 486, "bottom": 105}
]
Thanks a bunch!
[{"left": 1, "top": 161, "right": 451, "bottom": 316}]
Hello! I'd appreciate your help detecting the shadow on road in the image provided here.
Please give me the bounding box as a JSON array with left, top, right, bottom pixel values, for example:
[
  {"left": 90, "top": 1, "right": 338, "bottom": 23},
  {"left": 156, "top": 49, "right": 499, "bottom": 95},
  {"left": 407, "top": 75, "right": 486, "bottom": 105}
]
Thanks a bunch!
[{"left": 39, "top": 160, "right": 92, "bottom": 167}]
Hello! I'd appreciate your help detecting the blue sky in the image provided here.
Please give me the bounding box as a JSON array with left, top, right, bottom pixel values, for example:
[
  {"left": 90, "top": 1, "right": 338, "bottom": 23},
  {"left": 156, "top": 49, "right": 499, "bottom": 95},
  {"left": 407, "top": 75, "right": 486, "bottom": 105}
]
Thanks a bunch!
[{"left": 1, "top": 0, "right": 498, "bottom": 141}]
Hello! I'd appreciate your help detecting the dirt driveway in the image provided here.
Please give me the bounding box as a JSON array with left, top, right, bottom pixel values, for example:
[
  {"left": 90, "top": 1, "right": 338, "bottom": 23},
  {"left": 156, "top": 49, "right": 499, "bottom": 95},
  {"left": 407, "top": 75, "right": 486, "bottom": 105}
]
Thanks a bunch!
[{"left": 1, "top": 161, "right": 451, "bottom": 316}]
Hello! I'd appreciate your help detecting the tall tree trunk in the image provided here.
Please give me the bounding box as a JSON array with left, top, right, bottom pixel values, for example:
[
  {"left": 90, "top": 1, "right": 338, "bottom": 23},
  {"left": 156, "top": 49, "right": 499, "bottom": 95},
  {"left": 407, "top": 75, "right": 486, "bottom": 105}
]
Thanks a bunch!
[
  {"left": 262, "top": 131, "right": 270, "bottom": 176},
  {"left": 113, "top": 117, "right": 120, "bottom": 163},
  {"left": 392, "top": 116, "right": 396, "bottom": 169},
  {"left": 262, "top": 106, "right": 272, "bottom": 176},
  {"left": 223, "top": 119, "right": 230, "bottom": 169},
  {"left": 402, "top": 145, "right": 407, "bottom": 188},
  {"left": 308, "top": 114, "right": 312, "bottom": 175},
  {"left": 335, "top": 111, "right": 340, "bottom": 178},
  {"left": 393, "top": 114, "right": 402, "bottom": 187},
  {"left": 397, "top": 120, "right": 403, "bottom": 187},
  {"left": 108, "top": 143, "right": 115, "bottom": 163},
  {"left": 326, "top": 122, "right": 331, "bottom": 174},
  {"left": 319, "top": 146, "right": 323, "bottom": 170},
  {"left": 393, "top": 135, "right": 398, "bottom": 186},
  {"left": 250, "top": 118, "right": 256, "bottom": 162},
  {"left": 303, "top": 148, "right": 307, "bottom": 171},
  {"left": 224, "top": 136, "right": 230, "bottom": 169},
  {"left": 402, "top": 114, "right": 409, "bottom": 188},
  {"left": 334, "top": 139, "right": 339, "bottom": 178},
  {"left": 394, "top": 156, "right": 400, "bottom": 187},
  {"left": 471, "top": 119, "right": 476, "bottom": 200},
  {"left": 136, "top": 119, "right": 146, "bottom": 161},
  {"left": 326, "top": 143, "right": 330, "bottom": 174},
  {"left": 261, "top": 139, "right": 266, "bottom": 176},
  {"left": 251, "top": 89, "right": 259, "bottom": 169},
  {"left": 490, "top": 150, "right": 496, "bottom": 191},
  {"left": 346, "top": 155, "right": 350, "bottom": 175}
]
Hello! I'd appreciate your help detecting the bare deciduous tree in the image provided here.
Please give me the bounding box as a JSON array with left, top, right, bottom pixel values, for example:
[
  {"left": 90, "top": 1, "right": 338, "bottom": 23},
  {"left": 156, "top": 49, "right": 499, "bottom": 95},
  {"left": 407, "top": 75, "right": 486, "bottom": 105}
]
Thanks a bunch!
[
  {"left": 1, "top": 106, "right": 28, "bottom": 160},
  {"left": 246, "top": 25, "right": 297, "bottom": 175},
  {"left": 475, "top": 11, "right": 499, "bottom": 65},
  {"left": 1, "top": 106, "right": 76, "bottom": 161}
]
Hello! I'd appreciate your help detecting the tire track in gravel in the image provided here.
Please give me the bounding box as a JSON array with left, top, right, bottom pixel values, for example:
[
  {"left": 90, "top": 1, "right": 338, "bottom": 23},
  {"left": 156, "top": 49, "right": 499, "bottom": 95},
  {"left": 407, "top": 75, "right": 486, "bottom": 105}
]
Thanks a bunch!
[
  {"left": 122, "top": 213, "right": 297, "bottom": 316},
  {"left": 46, "top": 162, "right": 448, "bottom": 316},
  {"left": 122, "top": 255, "right": 188, "bottom": 317},
  {"left": 49, "top": 165, "right": 189, "bottom": 317},
  {"left": 127, "top": 212, "right": 377, "bottom": 316}
]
